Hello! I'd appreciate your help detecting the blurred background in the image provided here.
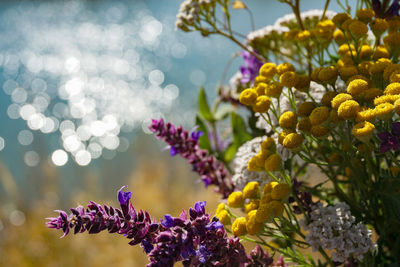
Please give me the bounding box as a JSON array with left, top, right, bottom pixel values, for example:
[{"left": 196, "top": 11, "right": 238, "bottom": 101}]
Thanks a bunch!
[{"left": 0, "top": 0, "right": 348, "bottom": 266}]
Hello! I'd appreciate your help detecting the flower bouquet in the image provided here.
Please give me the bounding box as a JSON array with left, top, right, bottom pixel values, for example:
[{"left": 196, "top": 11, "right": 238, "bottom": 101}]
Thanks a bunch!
[{"left": 47, "top": 0, "right": 400, "bottom": 265}]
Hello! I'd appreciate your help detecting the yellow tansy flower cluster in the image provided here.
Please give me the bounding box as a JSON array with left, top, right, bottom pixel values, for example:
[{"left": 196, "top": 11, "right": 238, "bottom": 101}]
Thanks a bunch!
[{"left": 226, "top": 181, "right": 290, "bottom": 236}]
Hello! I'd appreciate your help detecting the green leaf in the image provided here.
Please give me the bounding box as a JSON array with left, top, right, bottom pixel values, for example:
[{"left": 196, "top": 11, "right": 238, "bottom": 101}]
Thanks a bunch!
[
  {"left": 223, "top": 113, "right": 252, "bottom": 163},
  {"left": 198, "top": 87, "right": 214, "bottom": 122},
  {"left": 223, "top": 143, "right": 237, "bottom": 162},
  {"left": 195, "top": 115, "right": 212, "bottom": 152},
  {"left": 231, "top": 112, "right": 252, "bottom": 146}
]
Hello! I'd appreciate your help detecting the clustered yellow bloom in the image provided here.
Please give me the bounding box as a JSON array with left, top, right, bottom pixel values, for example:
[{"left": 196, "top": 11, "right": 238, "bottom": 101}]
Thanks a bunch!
[{"left": 225, "top": 181, "right": 291, "bottom": 236}]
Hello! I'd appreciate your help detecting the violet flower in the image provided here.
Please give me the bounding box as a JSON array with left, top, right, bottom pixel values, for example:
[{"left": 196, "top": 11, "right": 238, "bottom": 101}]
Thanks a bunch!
[
  {"left": 240, "top": 50, "right": 263, "bottom": 84},
  {"left": 372, "top": 0, "right": 400, "bottom": 18},
  {"left": 378, "top": 122, "right": 400, "bottom": 153},
  {"left": 47, "top": 187, "right": 256, "bottom": 267},
  {"left": 46, "top": 186, "right": 159, "bottom": 252},
  {"left": 149, "top": 118, "right": 234, "bottom": 198}
]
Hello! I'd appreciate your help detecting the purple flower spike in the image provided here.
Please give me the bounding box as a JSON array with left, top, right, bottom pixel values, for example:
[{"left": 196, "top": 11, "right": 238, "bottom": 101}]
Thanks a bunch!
[{"left": 149, "top": 118, "right": 234, "bottom": 198}]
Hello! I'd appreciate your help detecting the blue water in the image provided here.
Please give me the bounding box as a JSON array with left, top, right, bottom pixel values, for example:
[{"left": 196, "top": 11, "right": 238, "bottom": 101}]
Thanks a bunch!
[{"left": 0, "top": 0, "right": 352, "bottom": 200}]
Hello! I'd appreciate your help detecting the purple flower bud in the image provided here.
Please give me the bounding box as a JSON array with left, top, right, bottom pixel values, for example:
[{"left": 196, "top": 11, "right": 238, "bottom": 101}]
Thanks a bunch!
[{"left": 118, "top": 186, "right": 132, "bottom": 206}]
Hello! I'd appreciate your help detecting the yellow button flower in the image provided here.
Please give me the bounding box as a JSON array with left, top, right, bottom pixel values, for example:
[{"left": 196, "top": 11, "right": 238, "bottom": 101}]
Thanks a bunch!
[
  {"left": 338, "top": 44, "right": 355, "bottom": 56},
  {"left": 215, "top": 203, "right": 226, "bottom": 214},
  {"left": 338, "top": 100, "right": 360, "bottom": 119},
  {"left": 311, "top": 125, "right": 330, "bottom": 138},
  {"left": 297, "top": 102, "right": 316, "bottom": 116},
  {"left": 259, "top": 63, "right": 277, "bottom": 79},
  {"left": 255, "top": 82, "right": 267, "bottom": 96},
  {"left": 330, "top": 109, "right": 342, "bottom": 123},
  {"left": 278, "top": 129, "right": 295, "bottom": 144},
  {"left": 374, "top": 94, "right": 400, "bottom": 105},
  {"left": 370, "top": 58, "right": 392, "bottom": 74},
  {"left": 239, "top": 88, "right": 257, "bottom": 106},
  {"left": 265, "top": 82, "right": 283, "bottom": 98},
  {"left": 388, "top": 16, "right": 400, "bottom": 31},
  {"left": 309, "top": 106, "right": 330, "bottom": 125},
  {"left": 245, "top": 199, "right": 260, "bottom": 213},
  {"left": 318, "top": 66, "right": 338, "bottom": 83},
  {"left": 356, "top": 107, "right": 376, "bottom": 122},
  {"left": 391, "top": 72, "right": 400, "bottom": 83},
  {"left": 271, "top": 183, "right": 290, "bottom": 200},
  {"left": 372, "top": 45, "right": 390, "bottom": 60},
  {"left": 248, "top": 156, "right": 263, "bottom": 171},
  {"left": 374, "top": 103, "right": 394, "bottom": 120},
  {"left": 311, "top": 67, "right": 322, "bottom": 82},
  {"left": 279, "top": 111, "right": 297, "bottom": 129},
  {"left": 296, "top": 30, "right": 311, "bottom": 41},
  {"left": 383, "top": 64, "right": 400, "bottom": 81},
  {"left": 270, "top": 201, "right": 284, "bottom": 217},
  {"left": 282, "top": 133, "right": 303, "bottom": 150},
  {"left": 332, "top": 13, "right": 351, "bottom": 27},
  {"left": 243, "top": 181, "right": 260, "bottom": 199},
  {"left": 264, "top": 154, "right": 281, "bottom": 172},
  {"left": 322, "top": 92, "right": 339, "bottom": 107},
  {"left": 294, "top": 74, "right": 310, "bottom": 92},
  {"left": 246, "top": 210, "right": 263, "bottom": 235},
  {"left": 349, "top": 20, "right": 368, "bottom": 38},
  {"left": 263, "top": 182, "right": 278, "bottom": 195},
  {"left": 359, "top": 45, "right": 372, "bottom": 58},
  {"left": 333, "top": 29, "right": 345, "bottom": 45},
  {"left": 352, "top": 121, "right": 375, "bottom": 142},
  {"left": 253, "top": 95, "right": 272, "bottom": 113},
  {"left": 339, "top": 66, "right": 358, "bottom": 80},
  {"left": 385, "top": 83, "right": 400, "bottom": 95},
  {"left": 347, "top": 79, "right": 369, "bottom": 96},
  {"left": 216, "top": 210, "right": 231, "bottom": 225},
  {"left": 277, "top": 62, "right": 295, "bottom": 75},
  {"left": 358, "top": 61, "right": 374, "bottom": 76},
  {"left": 260, "top": 193, "right": 272, "bottom": 204},
  {"left": 280, "top": 71, "right": 298, "bottom": 88},
  {"left": 370, "top": 18, "right": 389, "bottom": 36},
  {"left": 356, "top": 8, "right": 375, "bottom": 22},
  {"left": 363, "top": 87, "right": 382, "bottom": 102},
  {"left": 232, "top": 217, "right": 247, "bottom": 236},
  {"left": 297, "top": 117, "right": 312, "bottom": 132},
  {"left": 331, "top": 93, "right": 353, "bottom": 109},
  {"left": 255, "top": 203, "right": 272, "bottom": 223},
  {"left": 261, "top": 137, "right": 275, "bottom": 151},
  {"left": 227, "top": 191, "right": 244, "bottom": 208}
]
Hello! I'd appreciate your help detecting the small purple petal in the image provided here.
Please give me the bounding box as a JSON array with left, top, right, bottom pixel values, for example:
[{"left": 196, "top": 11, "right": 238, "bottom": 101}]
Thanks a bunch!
[{"left": 118, "top": 186, "right": 132, "bottom": 206}]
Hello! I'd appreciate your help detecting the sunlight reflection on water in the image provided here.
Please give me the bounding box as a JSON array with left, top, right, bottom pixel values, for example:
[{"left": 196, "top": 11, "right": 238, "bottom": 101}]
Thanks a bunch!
[{"left": 0, "top": 1, "right": 189, "bottom": 166}]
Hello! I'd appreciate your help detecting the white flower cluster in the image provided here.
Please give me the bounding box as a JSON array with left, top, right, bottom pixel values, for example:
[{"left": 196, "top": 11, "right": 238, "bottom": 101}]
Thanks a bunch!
[
  {"left": 304, "top": 202, "right": 375, "bottom": 263},
  {"left": 275, "top": 9, "right": 337, "bottom": 28},
  {"left": 247, "top": 9, "right": 336, "bottom": 44},
  {"left": 232, "top": 136, "right": 271, "bottom": 190},
  {"left": 175, "top": 0, "right": 212, "bottom": 29}
]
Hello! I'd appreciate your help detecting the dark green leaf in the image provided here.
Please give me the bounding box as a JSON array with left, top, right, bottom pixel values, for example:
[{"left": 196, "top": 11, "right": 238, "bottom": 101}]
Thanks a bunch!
[{"left": 198, "top": 87, "right": 214, "bottom": 122}]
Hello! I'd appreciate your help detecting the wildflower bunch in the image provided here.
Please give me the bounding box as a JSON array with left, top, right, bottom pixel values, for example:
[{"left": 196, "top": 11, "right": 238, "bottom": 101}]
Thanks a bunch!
[{"left": 48, "top": 0, "right": 400, "bottom": 266}]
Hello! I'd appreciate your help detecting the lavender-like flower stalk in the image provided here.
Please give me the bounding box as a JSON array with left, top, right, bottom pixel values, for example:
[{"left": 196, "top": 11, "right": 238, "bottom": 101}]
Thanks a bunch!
[
  {"left": 48, "top": 186, "right": 278, "bottom": 266},
  {"left": 149, "top": 118, "right": 234, "bottom": 198},
  {"left": 46, "top": 186, "right": 159, "bottom": 251}
]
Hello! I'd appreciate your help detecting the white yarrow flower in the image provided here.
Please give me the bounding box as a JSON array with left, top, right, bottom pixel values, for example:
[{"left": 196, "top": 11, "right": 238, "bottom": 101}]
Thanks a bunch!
[{"left": 304, "top": 202, "right": 376, "bottom": 263}]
